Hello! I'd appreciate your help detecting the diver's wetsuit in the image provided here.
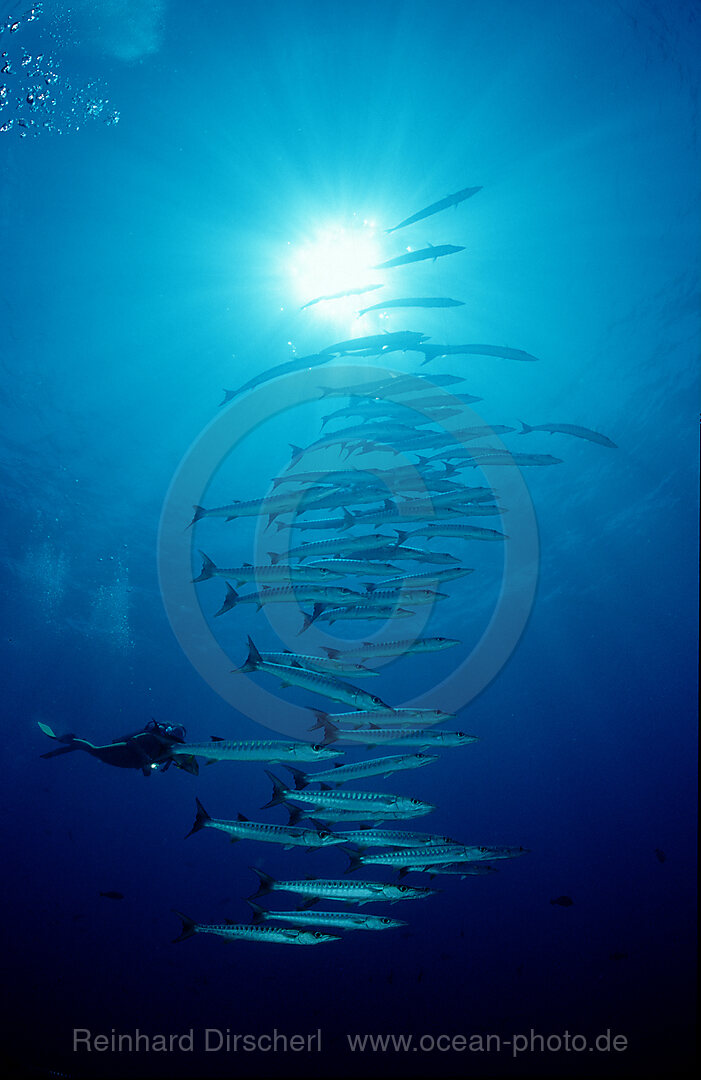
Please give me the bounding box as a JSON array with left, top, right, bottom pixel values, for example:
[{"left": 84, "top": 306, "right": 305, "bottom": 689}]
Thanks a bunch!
[{"left": 38, "top": 720, "right": 193, "bottom": 776}]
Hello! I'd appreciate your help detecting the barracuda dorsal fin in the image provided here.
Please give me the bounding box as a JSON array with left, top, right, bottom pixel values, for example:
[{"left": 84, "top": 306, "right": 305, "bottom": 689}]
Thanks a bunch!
[
  {"left": 237, "top": 812, "right": 249, "bottom": 822},
  {"left": 210, "top": 735, "right": 224, "bottom": 742}
]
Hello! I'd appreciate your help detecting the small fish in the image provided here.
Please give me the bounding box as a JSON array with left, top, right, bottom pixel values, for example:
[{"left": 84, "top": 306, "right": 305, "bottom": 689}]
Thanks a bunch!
[
  {"left": 248, "top": 868, "right": 436, "bottom": 906},
  {"left": 358, "top": 297, "right": 465, "bottom": 317},
  {"left": 173, "top": 911, "right": 339, "bottom": 946},
  {"left": 247, "top": 901, "right": 406, "bottom": 931},
  {"left": 284, "top": 752, "right": 438, "bottom": 788},
  {"left": 99, "top": 891, "right": 124, "bottom": 900},
  {"left": 170, "top": 736, "right": 341, "bottom": 765},
  {"left": 300, "top": 284, "right": 383, "bottom": 310},
  {"left": 373, "top": 244, "right": 466, "bottom": 269},
  {"left": 386, "top": 186, "right": 482, "bottom": 233},
  {"left": 609, "top": 951, "right": 629, "bottom": 961},
  {"left": 550, "top": 895, "right": 574, "bottom": 907},
  {"left": 654, "top": 848, "right": 666, "bottom": 863},
  {"left": 518, "top": 420, "right": 617, "bottom": 448},
  {"left": 186, "top": 798, "right": 345, "bottom": 849}
]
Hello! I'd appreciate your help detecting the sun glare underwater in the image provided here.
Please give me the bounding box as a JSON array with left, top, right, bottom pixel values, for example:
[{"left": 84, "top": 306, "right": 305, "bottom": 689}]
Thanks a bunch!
[{"left": 2, "top": 2, "right": 698, "bottom": 1080}]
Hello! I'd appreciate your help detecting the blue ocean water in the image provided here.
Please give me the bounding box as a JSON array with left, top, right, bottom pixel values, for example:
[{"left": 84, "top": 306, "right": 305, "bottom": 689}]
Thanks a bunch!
[{"left": 2, "top": 1, "right": 698, "bottom": 1077}]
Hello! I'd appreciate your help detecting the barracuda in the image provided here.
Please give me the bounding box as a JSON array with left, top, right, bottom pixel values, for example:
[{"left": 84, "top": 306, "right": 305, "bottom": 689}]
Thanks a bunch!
[
  {"left": 360, "top": 585, "right": 448, "bottom": 606},
  {"left": 334, "top": 827, "right": 459, "bottom": 849},
  {"left": 247, "top": 902, "right": 406, "bottom": 931},
  {"left": 188, "top": 488, "right": 329, "bottom": 528},
  {"left": 322, "top": 637, "right": 460, "bottom": 660},
  {"left": 305, "top": 557, "right": 403, "bottom": 577},
  {"left": 192, "top": 552, "right": 344, "bottom": 585},
  {"left": 308, "top": 707, "right": 453, "bottom": 729},
  {"left": 268, "top": 534, "right": 399, "bottom": 563},
  {"left": 317, "top": 720, "right": 479, "bottom": 749},
  {"left": 169, "top": 737, "right": 342, "bottom": 765},
  {"left": 396, "top": 523, "right": 507, "bottom": 542},
  {"left": 259, "top": 650, "right": 378, "bottom": 678},
  {"left": 238, "top": 637, "right": 391, "bottom": 711},
  {"left": 248, "top": 868, "right": 437, "bottom": 907},
  {"left": 185, "top": 798, "right": 345, "bottom": 848},
  {"left": 172, "top": 912, "right": 339, "bottom": 945},
  {"left": 374, "top": 568, "right": 473, "bottom": 588},
  {"left": 262, "top": 770, "right": 435, "bottom": 823},
  {"left": 214, "top": 581, "right": 363, "bottom": 617},
  {"left": 283, "top": 752, "right": 438, "bottom": 788},
  {"left": 302, "top": 604, "right": 415, "bottom": 630},
  {"left": 346, "top": 843, "right": 494, "bottom": 874}
]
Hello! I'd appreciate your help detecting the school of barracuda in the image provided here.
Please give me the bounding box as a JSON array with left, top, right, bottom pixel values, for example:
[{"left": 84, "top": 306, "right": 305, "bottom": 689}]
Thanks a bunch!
[{"left": 175, "top": 184, "right": 616, "bottom": 948}]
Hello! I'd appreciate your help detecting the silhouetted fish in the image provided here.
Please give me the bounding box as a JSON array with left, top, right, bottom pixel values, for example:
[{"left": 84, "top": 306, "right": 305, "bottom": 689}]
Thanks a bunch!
[
  {"left": 99, "top": 891, "right": 124, "bottom": 900},
  {"left": 550, "top": 895, "right": 574, "bottom": 907}
]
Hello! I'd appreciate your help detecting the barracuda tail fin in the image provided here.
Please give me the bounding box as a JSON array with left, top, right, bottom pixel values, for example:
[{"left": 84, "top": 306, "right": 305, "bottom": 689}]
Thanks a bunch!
[
  {"left": 394, "top": 530, "right": 410, "bottom": 546},
  {"left": 246, "top": 899, "right": 266, "bottom": 924},
  {"left": 249, "top": 867, "right": 276, "bottom": 899},
  {"left": 284, "top": 765, "right": 309, "bottom": 790},
  {"left": 306, "top": 708, "right": 329, "bottom": 732},
  {"left": 192, "top": 551, "right": 217, "bottom": 583},
  {"left": 340, "top": 508, "right": 355, "bottom": 531},
  {"left": 186, "top": 797, "right": 211, "bottom": 838},
  {"left": 240, "top": 636, "right": 263, "bottom": 673},
  {"left": 343, "top": 847, "right": 363, "bottom": 874},
  {"left": 268, "top": 551, "right": 281, "bottom": 565},
  {"left": 299, "top": 603, "right": 326, "bottom": 635},
  {"left": 219, "top": 389, "right": 236, "bottom": 407},
  {"left": 214, "top": 583, "right": 238, "bottom": 617},
  {"left": 172, "top": 911, "right": 197, "bottom": 943},
  {"left": 260, "top": 769, "right": 288, "bottom": 810},
  {"left": 518, "top": 420, "right": 533, "bottom": 434},
  {"left": 188, "top": 505, "right": 207, "bottom": 528}
]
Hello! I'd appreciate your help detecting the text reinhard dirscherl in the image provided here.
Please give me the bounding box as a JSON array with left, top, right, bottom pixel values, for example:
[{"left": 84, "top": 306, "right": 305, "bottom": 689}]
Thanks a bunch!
[{"left": 72, "top": 1028, "right": 629, "bottom": 1057}]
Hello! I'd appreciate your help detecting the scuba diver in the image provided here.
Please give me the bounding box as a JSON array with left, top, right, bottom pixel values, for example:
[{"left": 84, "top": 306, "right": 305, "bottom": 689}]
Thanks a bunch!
[{"left": 38, "top": 719, "right": 199, "bottom": 776}]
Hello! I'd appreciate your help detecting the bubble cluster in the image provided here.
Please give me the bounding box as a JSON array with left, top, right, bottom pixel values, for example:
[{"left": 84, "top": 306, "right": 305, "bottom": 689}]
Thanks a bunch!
[{"left": 0, "top": 5, "right": 119, "bottom": 136}]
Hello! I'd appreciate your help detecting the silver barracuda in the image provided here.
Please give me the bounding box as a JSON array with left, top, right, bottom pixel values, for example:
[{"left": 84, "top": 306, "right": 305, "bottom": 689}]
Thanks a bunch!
[
  {"left": 422, "top": 862, "right": 499, "bottom": 878},
  {"left": 305, "top": 557, "right": 403, "bottom": 577},
  {"left": 416, "top": 342, "right": 540, "bottom": 364},
  {"left": 319, "top": 331, "right": 429, "bottom": 356},
  {"left": 386, "top": 185, "right": 482, "bottom": 233},
  {"left": 308, "top": 707, "right": 454, "bottom": 728},
  {"left": 214, "top": 581, "right": 363, "bottom": 617},
  {"left": 317, "top": 719, "right": 479, "bottom": 749},
  {"left": 219, "top": 353, "right": 335, "bottom": 406},
  {"left": 170, "top": 736, "right": 342, "bottom": 765},
  {"left": 334, "top": 827, "right": 459, "bottom": 850},
  {"left": 518, "top": 420, "right": 617, "bottom": 447},
  {"left": 268, "top": 534, "right": 400, "bottom": 562},
  {"left": 374, "top": 567, "right": 473, "bottom": 588},
  {"left": 317, "top": 373, "right": 466, "bottom": 399},
  {"left": 322, "top": 637, "right": 460, "bottom": 660},
  {"left": 397, "top": 523, "right": 507, "bottom": 542},
  {"left": 192, "top": 552, "right": 344, "bottom": 585},
  {"left": 248, "top": 867, "right": 437, "bottom": 906},
  {"left": 188, "top": 488, "right": 329, "bottom": 528},
  {"left": 262, "top": 770, "right": 435, "bottom": 823},
  {"left": 259, "top": 650, "right": 377, "bottom": 678},
  {"left": 358, "top": 296, "right": 464, "bottom": 317},
  {"left": 247, "top": 902, "right": 406, "bottom": 931},
  {"left": 238, "top": 637, "right": 391, "bottom": 711},
  {"left": 283, "top": 752, "right": 438, "bottom": 788},
  {"left": 300, "top": 283, "right": 383, "bottom": 310},
  {"left": 345, "top": 843, "right": 498, "bottom": 874},
  {"left": 172, "top": 911, "right": 339, "bottom": 946},
  {"left": 186, "top": 798, "right": 345, "bottom": 849},
  {"left": 302, "top": 604, "right": 416, "bottom": 630},
  {"left": 360, "top": 585, "right": 448, "bottom": 606},
  {"left": 373, "top": 243, "right": 465, "bottom": 269}
]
